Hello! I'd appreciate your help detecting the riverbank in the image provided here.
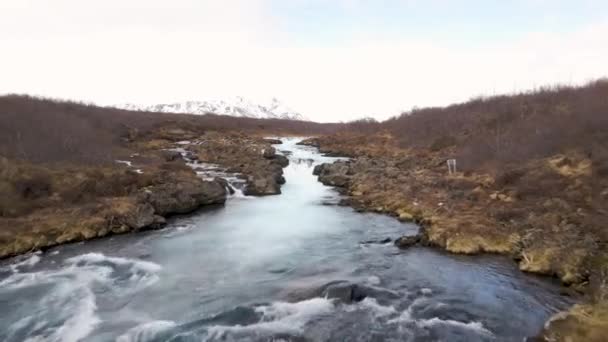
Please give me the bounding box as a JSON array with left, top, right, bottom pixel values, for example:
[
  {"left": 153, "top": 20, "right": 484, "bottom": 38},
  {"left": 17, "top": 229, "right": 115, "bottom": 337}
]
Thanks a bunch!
[
  {"left": 0, "top": 129, "right": 287, "bottom": 259},
  {"left": 304, "top": 132, "right": 608, "bottom": 341},
  {"left": 0, "top": 138, "right": 574, "bottom": 342}
]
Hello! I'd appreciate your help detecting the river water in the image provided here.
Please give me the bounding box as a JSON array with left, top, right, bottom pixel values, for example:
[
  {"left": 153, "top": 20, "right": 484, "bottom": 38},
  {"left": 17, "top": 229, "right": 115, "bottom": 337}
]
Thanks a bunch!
[{"left": 0, "top": 138, "right": 573, "bottom": 342}]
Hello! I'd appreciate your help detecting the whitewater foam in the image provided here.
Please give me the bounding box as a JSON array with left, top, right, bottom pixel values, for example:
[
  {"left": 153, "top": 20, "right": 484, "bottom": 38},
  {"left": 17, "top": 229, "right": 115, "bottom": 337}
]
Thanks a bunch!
[
  {"left": 416, "top": 317, "right": 493, "bottom": 335},
  {"left": 1, "top": 253, "right": 162, "bottom": 342},
  {"left": 7, "top": 251, "right": 42, "bottom": 273},
  {"left": 206, "top": 298, "right": 335, "bottom": 338},
  {"left": 386, "top": 295, "right": 494, "bottom": 337},
  {"left": 116, "top": 320, "right": 177, "bottom": 342},
  {"left": 356, "top": 297, "right": 397, "bottom": 317}
]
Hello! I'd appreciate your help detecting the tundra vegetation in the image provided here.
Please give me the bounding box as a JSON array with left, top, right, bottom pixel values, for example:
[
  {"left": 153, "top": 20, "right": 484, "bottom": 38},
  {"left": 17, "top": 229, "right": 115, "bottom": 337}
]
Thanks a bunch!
[
  {"left": 0, "top": 95, "right": 336, "bottom": 258},
  {"left": 1, "top": 79, "right": 607, "bottom": 340}
]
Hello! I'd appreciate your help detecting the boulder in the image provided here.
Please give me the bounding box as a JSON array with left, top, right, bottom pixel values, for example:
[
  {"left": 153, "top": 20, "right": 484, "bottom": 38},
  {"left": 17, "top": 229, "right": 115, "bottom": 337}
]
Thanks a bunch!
[
  {"left": 319, "top": 174, "right": 350, "bottom": 187},
  {"left": 272, "top": 155, "right": 290, "bottom": 168},
  {"left": 161, "top": 150, "right": 182, "bottom": 162},
  {"left": 394, "top": 234, "right": 422, "bottom": 248},
  {"left": 261, "top": 147, "right": 276, "bottom": 159},
  {"left": 214, "top": 177, "right": 235, "bottom": 195},
  {"left": 315, "top": 161, "right": 352, "bottom": 187},
  {"left": 276, "top": 175, "right": 286, "bottom": 185},
  {"left": 115, "top": 201, "right": 157, "bottom": 229},
  {"left": 321, "top": 281, "right": 367, "bottom": 303},
  {"left": 244, "top": 175, "right": 281, "bottom": 196},
  {"left": 143, "top": 179, "right": 227, "bottom": 216},
  {"left": 313, "top": 164, "right": 324, "bottom": 176}
]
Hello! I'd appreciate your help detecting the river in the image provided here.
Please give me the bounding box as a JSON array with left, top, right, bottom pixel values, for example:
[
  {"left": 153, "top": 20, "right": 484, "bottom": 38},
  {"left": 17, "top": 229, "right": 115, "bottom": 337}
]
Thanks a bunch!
[{"left": 0, "top": 138, "right": 573, "bottom": 341}]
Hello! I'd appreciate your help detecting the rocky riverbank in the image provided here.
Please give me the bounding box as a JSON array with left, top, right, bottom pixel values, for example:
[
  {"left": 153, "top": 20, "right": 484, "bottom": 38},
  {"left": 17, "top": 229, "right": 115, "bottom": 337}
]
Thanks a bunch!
[
  {"left": 0, "top": 130, "right": 287, "bottom": 259},
  {"left": 304, "top": 133, "right": 608, "bottom": 341}
]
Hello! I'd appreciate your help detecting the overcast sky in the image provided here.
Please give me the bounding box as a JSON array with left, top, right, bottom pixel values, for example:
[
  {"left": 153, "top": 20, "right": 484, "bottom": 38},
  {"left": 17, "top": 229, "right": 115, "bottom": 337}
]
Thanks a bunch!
[{"left": 1, "top": 0, "right": 607, "bottom": 122}]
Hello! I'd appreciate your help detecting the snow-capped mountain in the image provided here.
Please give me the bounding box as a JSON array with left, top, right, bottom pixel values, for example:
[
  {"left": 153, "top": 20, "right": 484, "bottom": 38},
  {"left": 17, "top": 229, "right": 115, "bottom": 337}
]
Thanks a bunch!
[{"left": 117, "top": 97, "right": 307, "bottom": 121}]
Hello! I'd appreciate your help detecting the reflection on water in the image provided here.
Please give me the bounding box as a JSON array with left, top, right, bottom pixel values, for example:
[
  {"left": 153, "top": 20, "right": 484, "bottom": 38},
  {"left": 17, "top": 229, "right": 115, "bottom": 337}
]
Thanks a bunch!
[{"left": 0, "top": 138, "right": 574, "bottom": 342}]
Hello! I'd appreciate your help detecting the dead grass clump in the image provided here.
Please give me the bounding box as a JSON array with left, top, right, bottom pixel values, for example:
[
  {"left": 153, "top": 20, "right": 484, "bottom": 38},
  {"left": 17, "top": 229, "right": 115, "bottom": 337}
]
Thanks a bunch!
[
  {"left": 494, "top": 167, "right": 527, "bottom": 188},
  {"left": 13, "top": 171, "right": 52, "bottom": 200}
]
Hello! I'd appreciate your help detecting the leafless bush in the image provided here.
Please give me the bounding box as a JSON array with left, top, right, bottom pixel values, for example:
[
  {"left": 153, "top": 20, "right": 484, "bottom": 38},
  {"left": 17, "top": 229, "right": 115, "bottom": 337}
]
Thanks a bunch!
[
  {"left": 380, "top": 79, "right": 608, "bottom": 171},
  {"left": 0, "top": 95, "right": 342, "bottom": 164}
]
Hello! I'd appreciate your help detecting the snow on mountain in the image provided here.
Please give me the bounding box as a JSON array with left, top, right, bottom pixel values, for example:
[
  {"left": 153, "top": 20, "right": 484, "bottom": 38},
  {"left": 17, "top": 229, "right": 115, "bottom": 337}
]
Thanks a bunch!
[{"left": 116, "top": 97, "right": 307, "bottom": 121}]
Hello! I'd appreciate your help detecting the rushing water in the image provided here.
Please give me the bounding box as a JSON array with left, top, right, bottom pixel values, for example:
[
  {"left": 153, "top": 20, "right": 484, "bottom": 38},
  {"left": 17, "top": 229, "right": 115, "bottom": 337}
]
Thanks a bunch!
[{"left": 0, "top": 138, "right": 574, "bottom": 342}]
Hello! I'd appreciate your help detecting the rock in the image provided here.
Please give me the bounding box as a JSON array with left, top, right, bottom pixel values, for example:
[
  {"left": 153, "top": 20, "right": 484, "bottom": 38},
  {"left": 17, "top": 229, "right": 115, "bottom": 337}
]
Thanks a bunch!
[
  {"left": 263, "top": 138, "right": 283, "bottom": 145},
  {"left": 318, "top": 281, "right": 399, "bottom": 304},
  {"left": 161, "top": 150, "right": 182, "bottom": 162},
  {"left": 296, "top": 138, "right": 320, "bottom": 147},
  {"left": 150, "top": 215, "right": 166, "bottom": 229},
  {"left": 144, "top": 178, "right": 227, "bottom": 216},
  {"left": 272, "top": 154, "right": 290, "bottom": 168},
  {"left": 316, "top": 161, "right": 352, "bottom": 187},
  {"left": 321, "top": 281, "right": 367, "bottom": 303},
  {"left": 261, "top": 147, "right": 276, "bottom": 159},
  {"left": 313, "top": 164, "right": 324, "bottom": 176},
  {"left": 214, "top": 177, "right": 235, "bottom": 195},
  {"left": 361, "top": 238, "right": 392, "bottom": 244},
  {"left": 116, "top": 201, "right": 157, "bottom": 229},
  {"left": 182, "top": 151, "right": 198, "bottom": 161},
  {"left": 319, "top": 174, "right": 350, "bottom": 187},
  {"left": 244, "top": 175, "right": 281, "bottom": 196},
  {"left": 394, "top": 234, "right": 421, "bottom": 248}
]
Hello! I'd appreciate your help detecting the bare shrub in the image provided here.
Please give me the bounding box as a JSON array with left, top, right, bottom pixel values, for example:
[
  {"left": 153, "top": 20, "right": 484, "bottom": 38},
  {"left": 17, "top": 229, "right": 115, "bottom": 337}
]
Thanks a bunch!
[
  {"left": 0, "top": 95, "right": 343, "bottom": 165},
  {"left": 13, "top": 172, "right": 52, "bottom": 199},
  {"left": 495, "top": 167, "right": 527, "bottom": 188},
  {"left": 379, "top": 79, "right": 608, "bottom": 172}
]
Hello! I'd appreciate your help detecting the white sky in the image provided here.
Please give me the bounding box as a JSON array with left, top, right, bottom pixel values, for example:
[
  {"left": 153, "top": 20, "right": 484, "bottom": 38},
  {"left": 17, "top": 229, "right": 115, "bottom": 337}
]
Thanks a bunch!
[{"left": 1, "top": 0, "right": 607, "bottom": 122}]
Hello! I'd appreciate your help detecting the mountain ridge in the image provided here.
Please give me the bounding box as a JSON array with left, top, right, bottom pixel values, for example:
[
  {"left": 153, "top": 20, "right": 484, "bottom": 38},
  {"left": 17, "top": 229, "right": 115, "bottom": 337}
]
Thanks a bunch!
[{"left": 116, "top": 97, "right": 307, "bottom": 121}]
